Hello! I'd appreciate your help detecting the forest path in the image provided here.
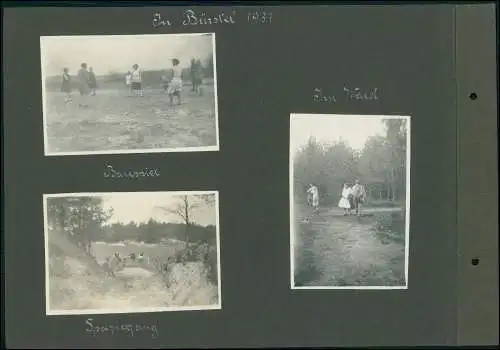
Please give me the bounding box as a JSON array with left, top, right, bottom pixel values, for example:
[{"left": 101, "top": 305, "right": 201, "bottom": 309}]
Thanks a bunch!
[{"left": 293, "top": 204, "right": 406, "bottom": 287}]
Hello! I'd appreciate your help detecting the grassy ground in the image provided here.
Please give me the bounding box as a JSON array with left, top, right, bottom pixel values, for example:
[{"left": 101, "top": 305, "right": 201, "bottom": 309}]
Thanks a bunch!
[
  {"left": 44, "top": 81, "right": 217, "bottom": 153},
  {"left": 293, "top": 203, "right": 407, "bottom": 287},
  {"left": 48, "top": 241, "right": 219, "bottom": 313}
]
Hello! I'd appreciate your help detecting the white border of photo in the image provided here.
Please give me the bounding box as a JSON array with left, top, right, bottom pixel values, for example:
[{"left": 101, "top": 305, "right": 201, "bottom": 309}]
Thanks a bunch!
[
  {"left": 40, "top": 33, "right": 220, "bottom": 156},
  {"left": 43, "top": 190, "right": 222, "bottom": 315},
  {"left": 289, "top": 113, "right": 411, "bottom": 290}
]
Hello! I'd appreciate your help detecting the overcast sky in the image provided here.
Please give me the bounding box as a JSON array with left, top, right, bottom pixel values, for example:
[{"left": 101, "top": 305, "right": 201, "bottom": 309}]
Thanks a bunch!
[
  {"left": 41, "top": 33, "right": 214, "bottom": 76},
  {"left": 290, "top": 114, "right": 391, "bottom": 153},
  {"left": 100, "top": 192, "right": 217, "bottom": 227}
]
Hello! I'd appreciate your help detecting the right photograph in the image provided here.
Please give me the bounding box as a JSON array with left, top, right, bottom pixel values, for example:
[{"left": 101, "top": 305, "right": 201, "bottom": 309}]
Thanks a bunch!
[{"left": 290, "top": 113, "right": 411, "bottom": 290}]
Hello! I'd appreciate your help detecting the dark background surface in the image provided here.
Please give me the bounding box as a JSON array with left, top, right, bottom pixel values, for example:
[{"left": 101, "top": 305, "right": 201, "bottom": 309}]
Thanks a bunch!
[{"left": 4, "top": 4, "right": 461, "bottom": 348}]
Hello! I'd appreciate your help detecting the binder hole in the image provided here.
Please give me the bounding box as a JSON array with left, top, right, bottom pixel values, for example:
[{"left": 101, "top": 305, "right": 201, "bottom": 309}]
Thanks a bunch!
[
  {"left": 469, "top": 92, "right": 478, "bottom": 100},
  {"left": 471, "top": 258, "right": 480, "bottom": 266}
]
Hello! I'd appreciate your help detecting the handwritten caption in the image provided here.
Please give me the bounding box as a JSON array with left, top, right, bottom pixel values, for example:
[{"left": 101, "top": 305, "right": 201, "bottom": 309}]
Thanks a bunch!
[
  {"left": 104, "top": 165, "right": 160, "bottom": 179},
  {"left": 152, "top": 9, "right": 272, "bottom": 27},
  {"left": 85, "top": 318, "right": 159, "bottom": 338},
  {"left": 312, "top": 87, "right": 379, "bottom": 103}
]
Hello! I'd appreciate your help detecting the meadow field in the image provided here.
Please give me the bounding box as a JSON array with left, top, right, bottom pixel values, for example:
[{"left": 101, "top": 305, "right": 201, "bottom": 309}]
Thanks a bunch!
[{"left": 43, "top": 79, "right": 217, "bottom": 154}]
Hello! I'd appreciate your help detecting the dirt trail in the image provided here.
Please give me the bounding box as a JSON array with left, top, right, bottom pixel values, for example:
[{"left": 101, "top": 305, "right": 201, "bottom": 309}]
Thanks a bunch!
[{"left": 294, "top": 205, "right": 406, "bottom": 287}]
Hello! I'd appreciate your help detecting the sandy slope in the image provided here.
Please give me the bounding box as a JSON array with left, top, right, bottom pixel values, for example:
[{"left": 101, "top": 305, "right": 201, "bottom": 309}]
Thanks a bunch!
[{"left": 49, "top": 256, "right": 218, "bottom": 312}]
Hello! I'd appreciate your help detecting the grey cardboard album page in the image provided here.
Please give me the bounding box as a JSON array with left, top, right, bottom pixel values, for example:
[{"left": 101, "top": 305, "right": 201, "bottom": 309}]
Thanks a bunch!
[{"left": 2, "top": 3, "right": 498, "bottom": 348}]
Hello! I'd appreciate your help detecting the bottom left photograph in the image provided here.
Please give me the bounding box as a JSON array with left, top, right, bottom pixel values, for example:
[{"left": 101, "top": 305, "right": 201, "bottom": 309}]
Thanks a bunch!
[{"left": 43, "top": 190, "right": 221, "bottom": 316}]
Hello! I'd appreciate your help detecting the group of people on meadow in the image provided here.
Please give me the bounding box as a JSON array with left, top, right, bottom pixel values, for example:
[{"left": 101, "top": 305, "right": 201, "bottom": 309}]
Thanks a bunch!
[
  {"left": 60, "top": 63, "right": 97, "bottom": 107},
  {"left": 306, "top": 180, "right": 367, "bottom": 216},
  {"left": 60, "top": 57, "right": 204, "bottom": 108}
]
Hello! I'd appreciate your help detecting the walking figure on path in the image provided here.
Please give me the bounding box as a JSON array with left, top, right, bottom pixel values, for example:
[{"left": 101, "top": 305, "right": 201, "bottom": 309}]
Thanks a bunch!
[
  {"left": 350, "top": 179, "right": 366, "bottom": 216},
  {"left": 338, "top": 183, "right": 352, "bottom": 216},
  {"left": 307, "top": 184, "right": 320, "bottom": 214}
]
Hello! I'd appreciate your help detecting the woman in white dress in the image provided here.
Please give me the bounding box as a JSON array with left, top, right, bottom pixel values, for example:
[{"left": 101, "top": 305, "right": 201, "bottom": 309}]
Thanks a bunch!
[
  {"left": 338, "top": 183, "right": 352, "bottom": 215},
  {"left": 167, "top": 58, "right": 183, "bottom": 106}
]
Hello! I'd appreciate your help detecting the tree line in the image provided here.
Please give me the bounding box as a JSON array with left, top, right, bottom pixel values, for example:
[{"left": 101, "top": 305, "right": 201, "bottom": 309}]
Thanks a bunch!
[
  {"left": 102, "top": 220, "right": 216, "bottom": 245},
  {"left": 44, "top": 56, "right": 214, "bottom": 91},
  {"left": 46, "top": 195, "right": 217, "bottom": 256},
  {"left": 293, "top": 118, "right": 408, "bottom": 206}
]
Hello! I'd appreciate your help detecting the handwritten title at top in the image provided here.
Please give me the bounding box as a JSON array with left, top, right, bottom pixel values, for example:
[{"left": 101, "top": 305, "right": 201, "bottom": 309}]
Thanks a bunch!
[{"left": 152, "top": 9, "right": 272, "bottom": 27}]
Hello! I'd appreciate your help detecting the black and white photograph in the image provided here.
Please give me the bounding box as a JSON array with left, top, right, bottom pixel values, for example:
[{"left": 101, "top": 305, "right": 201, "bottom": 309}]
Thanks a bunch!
[
  {"left": 290, "top": 114, "right": 410, "bottom": 289},
  {"left": 43, "top": 191, "right": 221, "bottom": 315},
  {"left": 40, "top": 33, "right": 219, "bottom": 156}
]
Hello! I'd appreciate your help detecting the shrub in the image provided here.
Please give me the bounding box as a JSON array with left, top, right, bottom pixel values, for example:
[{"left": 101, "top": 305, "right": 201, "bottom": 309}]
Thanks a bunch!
[
  {"left": 149, "top": 241, "right": 217, "bottom": 288},
  {"left": 373, "top": 212, "right": 405, "bottom": 244}
]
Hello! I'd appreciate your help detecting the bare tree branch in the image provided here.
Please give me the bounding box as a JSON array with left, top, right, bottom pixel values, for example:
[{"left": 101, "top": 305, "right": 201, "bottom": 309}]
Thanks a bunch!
[{"left": 155, "top": 195, "right": 203, "bottom": 226}]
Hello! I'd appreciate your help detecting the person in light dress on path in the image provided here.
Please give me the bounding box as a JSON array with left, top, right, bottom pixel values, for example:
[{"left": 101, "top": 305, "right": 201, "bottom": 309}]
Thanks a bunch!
[{"left": 338, "top": 183, "right": 352, "bottom": 215}]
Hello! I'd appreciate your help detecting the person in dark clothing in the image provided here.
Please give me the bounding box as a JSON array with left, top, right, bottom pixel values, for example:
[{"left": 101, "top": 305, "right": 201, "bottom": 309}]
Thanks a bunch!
[
  {"left": 61, "top": 67, "right": 72, "bottom": 103},
  {"left": 77, "top": 62, "right": 91, "bottom": 108},
  {"left": 88, "top": 66, "right": 97, "bottom": 96}
]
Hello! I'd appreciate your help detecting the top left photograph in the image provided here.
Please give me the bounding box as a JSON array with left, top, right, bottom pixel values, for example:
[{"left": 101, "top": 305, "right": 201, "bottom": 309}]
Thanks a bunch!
[{"left": 40, "top": 33, "right": 219, "bottom": 156}]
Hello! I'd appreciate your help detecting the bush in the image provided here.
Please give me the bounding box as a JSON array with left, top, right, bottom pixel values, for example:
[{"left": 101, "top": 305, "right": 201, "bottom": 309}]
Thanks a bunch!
[
  {"left": 373, "top": 212, "right": 405, "bottom": 245},
  {"left": 149, "top": 241, "right": 217, "bottom": 288}
]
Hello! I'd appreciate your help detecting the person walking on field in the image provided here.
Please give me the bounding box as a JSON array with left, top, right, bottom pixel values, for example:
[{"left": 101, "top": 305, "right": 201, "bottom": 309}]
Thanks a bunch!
[
  {"left": 167, "top": 58, "right": 183, "bottom": 106},
  {"left": 125, "top": 71, "right": 132, "bottom": 93},
  {"left": 77, "top": 62, "right": 91, "bottom": 108},
  {"left": 88, "top": 66, "right": 97, "bottom": 96},
  {"left": 190, "top": 58, "right": 204, "bottom": 95},
  {"left": 338, "top": 183, "right": 352, "bottom": 216},
  {"left": 61, "top": 67, "right": 72, "bottom": 103},
  {"left": 131, "top": 64, "right": 144, "bottom": 97},
  {"left": 161, "top": 74, "right": 169, "bottom": 93},
  {"left": 194, "top": 58, "right": 204, "bottom": 96},
  {"left": 190, "top": 58, "right": 197, "bottom": 92},
  {"left": 307, "top": 184, "right": 320, "bottom": 214}
]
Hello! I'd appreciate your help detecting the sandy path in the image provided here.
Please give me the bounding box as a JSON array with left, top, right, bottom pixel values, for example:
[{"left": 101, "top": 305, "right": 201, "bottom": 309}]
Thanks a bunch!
[{"left": 294, "top": 205, "right": 406, "bottom": 287}]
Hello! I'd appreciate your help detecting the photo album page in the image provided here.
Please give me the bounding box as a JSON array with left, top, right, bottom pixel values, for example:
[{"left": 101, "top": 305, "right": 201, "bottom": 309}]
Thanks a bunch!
[{"left": 3, "top": 3, "right": 498, "bottom": 349}]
